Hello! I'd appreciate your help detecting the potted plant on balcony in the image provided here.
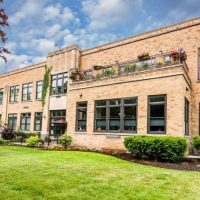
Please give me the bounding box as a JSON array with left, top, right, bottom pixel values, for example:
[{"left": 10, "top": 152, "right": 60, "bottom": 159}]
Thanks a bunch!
[
  {"left": 124, "top": 63, "right": 136, "bottom": 73},
  {"left": 103, "top": 68, "right": 115, "bottom": 76},
  {"left": 138, "top": 52, "right": 150, "bottom": 61},
  {"left": 170, "top": 50, "right": 180, "bottom": 62},
  {"left": 70, "top": 71, "right": 77, "bottom": 80},
  {"left": 93, "top": 65, "right": 102, "bottom": 70},
  {"left": 180, "top": 49, "right": 187, "bottom": 62}
]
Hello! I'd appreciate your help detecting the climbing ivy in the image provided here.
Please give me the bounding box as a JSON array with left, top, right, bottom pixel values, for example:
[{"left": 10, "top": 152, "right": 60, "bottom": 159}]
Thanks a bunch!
[{"left": 42, "top": 66, "right": 52, "bottom": 107}]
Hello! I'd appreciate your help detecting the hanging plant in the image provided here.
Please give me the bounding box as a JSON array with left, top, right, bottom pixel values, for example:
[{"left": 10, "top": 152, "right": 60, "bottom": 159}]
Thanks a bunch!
[{"left": 42, "top": 66, "right": 52, "bottom": 107}]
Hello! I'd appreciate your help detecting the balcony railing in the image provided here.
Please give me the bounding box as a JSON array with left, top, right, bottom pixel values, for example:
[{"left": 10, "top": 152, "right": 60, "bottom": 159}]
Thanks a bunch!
[{"left": 71, "top": 50, "right": 187, "bottom": 82}]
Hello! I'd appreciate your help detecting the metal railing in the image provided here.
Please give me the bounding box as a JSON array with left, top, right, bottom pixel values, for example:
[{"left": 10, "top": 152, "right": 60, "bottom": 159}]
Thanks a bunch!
[{"left": 76, "top": 51, "right": 186, "bottom": 81}]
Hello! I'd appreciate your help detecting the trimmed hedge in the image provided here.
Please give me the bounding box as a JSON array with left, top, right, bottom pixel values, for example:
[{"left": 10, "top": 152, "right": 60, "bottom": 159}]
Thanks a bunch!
[
  {"left": 124, "top": 136, "right": 187, "bottom": 162},
  {"left": 192, "top": 136, "right": 200, "bottom": 150}
]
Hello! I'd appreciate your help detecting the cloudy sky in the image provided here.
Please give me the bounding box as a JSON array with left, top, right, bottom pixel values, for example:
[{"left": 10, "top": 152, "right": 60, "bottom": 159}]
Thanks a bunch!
[{"left": 0, "top": 0, "right": 199, "bottom": 73}]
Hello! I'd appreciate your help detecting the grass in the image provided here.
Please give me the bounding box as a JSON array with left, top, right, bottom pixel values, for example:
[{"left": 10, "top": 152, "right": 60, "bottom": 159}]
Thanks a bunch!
[{"left": 0, "top": 147, "right": 200, "bottom": 200}]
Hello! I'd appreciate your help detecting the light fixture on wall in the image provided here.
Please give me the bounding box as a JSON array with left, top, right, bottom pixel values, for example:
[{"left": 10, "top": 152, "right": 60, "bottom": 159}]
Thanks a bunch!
[{"left": 80, "top": 93, "right": 83, "bottom": 98}]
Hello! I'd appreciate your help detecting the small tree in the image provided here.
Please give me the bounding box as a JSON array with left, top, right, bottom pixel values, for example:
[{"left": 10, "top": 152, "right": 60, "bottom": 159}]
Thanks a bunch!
[
  {"left": 0, "top": 0, "right": 10, "bottom": 62},
  {"left": 58, "top": 135, "right": 72, "bottom": 150}
]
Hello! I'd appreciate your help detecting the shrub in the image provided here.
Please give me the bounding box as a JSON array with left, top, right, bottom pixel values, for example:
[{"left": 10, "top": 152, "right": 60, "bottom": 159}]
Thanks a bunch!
[
  {"left": 0, "top": 139, "right": 10, "bottom": 145},
  {"left": 124, "top": 136, "right": 187, "bottom": 162},
  {"left": 58, "top": 135, "right": 72, "bottom": 149},
  {"left": 192, "top": 136, "right": 200, "bottom": 150},
  {"left": 1, "top": 129, "right": 16, "bottom": 140},
  {"left": 25, "top": 136, "right": 39, "bottom": 147}
]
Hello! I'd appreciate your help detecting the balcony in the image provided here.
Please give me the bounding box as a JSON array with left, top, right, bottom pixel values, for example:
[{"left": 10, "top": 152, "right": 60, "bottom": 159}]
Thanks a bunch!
[{"left": 70, "top": 50, "right": 188, "bottom": 82}]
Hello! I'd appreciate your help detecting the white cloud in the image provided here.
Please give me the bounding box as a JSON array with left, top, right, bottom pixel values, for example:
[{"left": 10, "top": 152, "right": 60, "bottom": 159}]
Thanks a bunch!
[{"left": 82, "top": 0, "right": 143, "bottom": 31}]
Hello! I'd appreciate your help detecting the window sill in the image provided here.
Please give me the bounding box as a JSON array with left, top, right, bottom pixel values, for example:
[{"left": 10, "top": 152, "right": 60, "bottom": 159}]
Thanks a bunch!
[
  {"left": 74, "top": 132, "right": 87, "bottom": 135},
  {"left": 50, "top": 94, "right": 67, "bottom": 98},
  {"left": 21, "top": 100, "right": 32, "bottom": 103},
  {"left": 35, "top": 99, "right": 42, "bottom": 101},
  {"left": 147, "top": 133, "right": 166, "bottom": 136},
  {"left": 9, "top": 102, "right": 18, "bottom": 104},
  {"left": 93, "top": 132, "right": 137, "bottom": 136}
]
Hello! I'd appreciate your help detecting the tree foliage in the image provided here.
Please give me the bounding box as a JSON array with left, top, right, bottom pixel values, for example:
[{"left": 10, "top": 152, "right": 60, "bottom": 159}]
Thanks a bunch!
[{"left": 0, "top": 0, "right": 9, "bottom": 62}]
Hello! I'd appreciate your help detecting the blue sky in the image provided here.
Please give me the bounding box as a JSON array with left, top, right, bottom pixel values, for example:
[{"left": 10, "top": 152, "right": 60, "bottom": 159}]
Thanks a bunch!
[{"left": 0, "top": 0, "right": 199, "bottom": 73}]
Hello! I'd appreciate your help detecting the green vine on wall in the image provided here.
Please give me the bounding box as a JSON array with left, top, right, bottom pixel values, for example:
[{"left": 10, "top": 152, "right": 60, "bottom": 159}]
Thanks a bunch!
[{"left": 42, "top": 66, "right": 52, "bottom": 107}]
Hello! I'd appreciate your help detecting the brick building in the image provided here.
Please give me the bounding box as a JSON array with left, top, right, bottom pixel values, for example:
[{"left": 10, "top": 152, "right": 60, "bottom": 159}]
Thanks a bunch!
[{"left": 0, "top": 17, "right": 200, "bottom": 150}]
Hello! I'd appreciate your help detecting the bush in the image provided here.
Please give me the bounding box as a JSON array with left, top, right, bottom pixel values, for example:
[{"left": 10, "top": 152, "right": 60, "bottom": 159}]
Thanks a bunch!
[
  {"left": 124, "top": 136, "right": 187, "bottom": 162},
  {"left": 0, "top": 139, "right": 10, "bottom": 145},
  {"left": 192, "top": 136, "right": 200, "bottom": 150},
  {"left": 58, "top": 135, "right": 72, "bottom": 149},
  {"left": 25, "top": 136, "right": 39, "bottom": 147},
  {"left": 1, "top": 129, "right": 16, "bottom": 140}
]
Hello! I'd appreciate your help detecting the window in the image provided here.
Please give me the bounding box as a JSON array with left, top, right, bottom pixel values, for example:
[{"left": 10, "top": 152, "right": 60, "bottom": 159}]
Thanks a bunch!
[
  {"left": 185, "top": 98, "right": 189, "bottom": 136},
  {"left": 20, "top": 113, "right": 31, "bottom": 131},
  {"left": 51, "top": 72, "right": 67, "bottom": 95},
  {"left": 34, "top": 112, "right": 42, "bottom": 131},
  {"left": 36, "top": 81, "right": 43, "bottom": 100},
  {"left": 8, "top": 113, "right": 17, "bottom": 130},
  {"left": 94, "top": 98, "right": 137, "bottom": 133},
  {"left": 198, "top": 48, "right": 200, "bottom": 80},
  {"left": 0, "top": 89, "right": 3, "bottom": 104},
  {"left": 10, "top": 85, "right": 19, "bottom": 103},
  {"left": 22, "top": 83, "right": 33, "bottom": 101},
  {"left": 148, "top": 95, "right": 166, "bottom": 134},
  {"left": 76, "top": 102, "right": 87, "bottom": 131},
  {"left": 50, "top": 110, "right": 66, "bottom": 135}
]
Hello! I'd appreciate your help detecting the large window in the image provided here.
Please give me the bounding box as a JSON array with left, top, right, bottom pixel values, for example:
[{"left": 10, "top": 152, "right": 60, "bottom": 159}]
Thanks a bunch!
[
  {"left": 10, "top": 85, "right": 19, "bottom": 103},
  {"left": 0, "top": 88, "right": 3, "bottom": 104},
  {"left": 94, "top": 98, "right": 137, "bottom": 133},
  {"left": 185, "top": 98, "right": 189, "bottom": 136},
  {"left": 34, "top": 112, "right": 42, "bottom": 131},
  {"left": 51, "top": 72, "right": 67, "bottom": 95},
  {"left": 8, "top": 113, "right": 17, "bottom": 130},
  {"left": 36, "top": 81, "right": 43, "bottom": 100},
  {"left": 76, "top": 102, "right": 87, "bottom": 131},
  {"left": 148, "top": 95, "right": 166, "bottom": 134},
  {"left": 22, "top": 83, "right": 33, "bottom": 101},
  {"left": 20, "top": 113, "right": 31, "bottom": 131}
]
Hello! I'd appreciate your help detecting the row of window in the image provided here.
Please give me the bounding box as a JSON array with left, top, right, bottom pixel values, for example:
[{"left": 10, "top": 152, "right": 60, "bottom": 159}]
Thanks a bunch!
[
  {"left": 76, "top": 95, "right": 190, "bottom": 135},
  {"left": 0, "top": 72, "right": 68, "bottom": 104},
  {"left": 8, "top": 112, "right": 42, "bottom": 131}
]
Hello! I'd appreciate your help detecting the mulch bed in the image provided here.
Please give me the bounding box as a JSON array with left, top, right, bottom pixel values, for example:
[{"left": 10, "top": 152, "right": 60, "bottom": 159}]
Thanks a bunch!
[{"left": 114, "top": 154, "right": 200, "bottom": 172}]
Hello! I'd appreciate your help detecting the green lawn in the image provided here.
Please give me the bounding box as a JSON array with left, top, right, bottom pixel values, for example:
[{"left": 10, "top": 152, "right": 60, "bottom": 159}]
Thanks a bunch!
[{"left": 0, "top": 147, "right": 200, "bottom": 200}]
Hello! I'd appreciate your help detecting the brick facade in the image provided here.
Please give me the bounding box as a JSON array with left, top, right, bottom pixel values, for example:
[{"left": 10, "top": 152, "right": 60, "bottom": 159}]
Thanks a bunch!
[{"left": 0, "top": 17, "right": 200, "bottom": 150}]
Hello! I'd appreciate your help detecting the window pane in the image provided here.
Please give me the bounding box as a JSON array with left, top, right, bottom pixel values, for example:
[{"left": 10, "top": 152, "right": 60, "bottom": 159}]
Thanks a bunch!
[
  {"left": 109, "top": 119, "right": 120, "bottom": 130},
  {"left": 124, "top": 106, "right": 136, "bottom": 118},
  {"left": 124, "top": 98, "right": 136, "bottom": 104},
  {"left": 110, "top": 99, "right": 121, "bottom": 106},
  {"left": 150, "top": 104, "right": 165, "bottom": 117},
  {"left": 150, "top": 96, "right": 165, "bottom": 102},
  {"left": 96, "top": 119, "right": 106, "bottom": 131},
  {"left": 124, "top": 119, "right": 136, "bottom": 131},
  {"left": 96, "top": 101, "right": 106, "bottom": 106},
  {"left": 96, "top": 107, "right": 106, "bottom": 118},
  {"left": 150, "top": 119, "right": 165, "bottom": 132},
  {"left": 109, "top": 107, "right": 120, "bottom": 118}
]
